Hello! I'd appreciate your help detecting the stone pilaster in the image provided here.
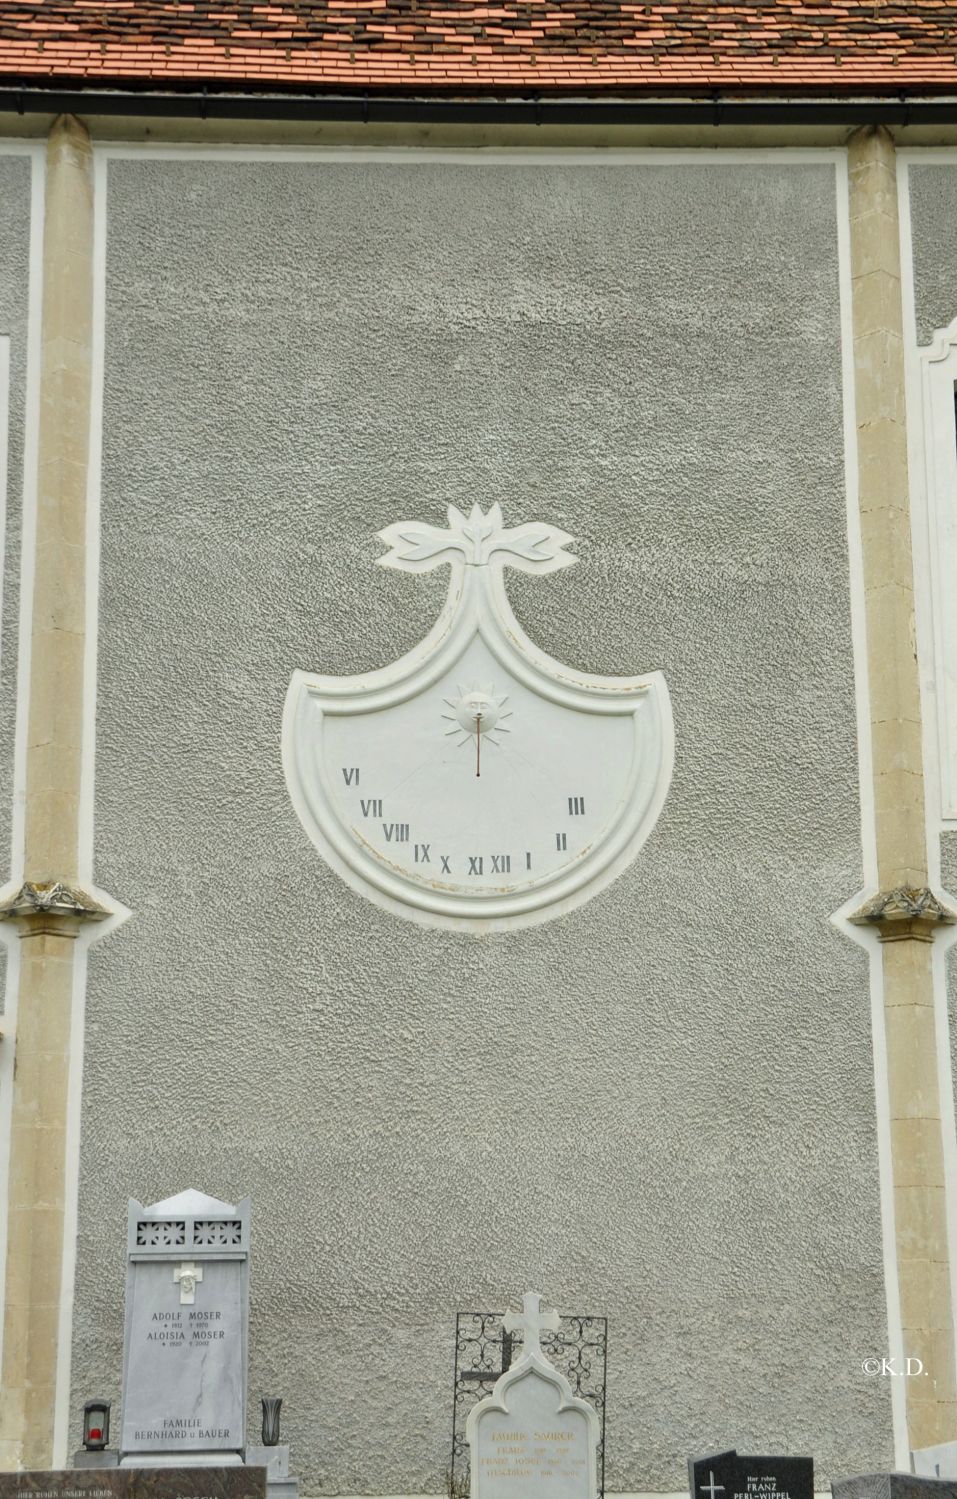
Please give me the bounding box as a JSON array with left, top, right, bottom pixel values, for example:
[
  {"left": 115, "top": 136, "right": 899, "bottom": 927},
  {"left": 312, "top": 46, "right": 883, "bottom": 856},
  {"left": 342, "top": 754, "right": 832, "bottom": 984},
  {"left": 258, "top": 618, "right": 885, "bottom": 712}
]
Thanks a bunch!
[
  {"left": 0, "top": 114, "right": 97, "bottom": 1471},
  {"left": 849, "top": 124, "right": 957, "bottom": 1449}
]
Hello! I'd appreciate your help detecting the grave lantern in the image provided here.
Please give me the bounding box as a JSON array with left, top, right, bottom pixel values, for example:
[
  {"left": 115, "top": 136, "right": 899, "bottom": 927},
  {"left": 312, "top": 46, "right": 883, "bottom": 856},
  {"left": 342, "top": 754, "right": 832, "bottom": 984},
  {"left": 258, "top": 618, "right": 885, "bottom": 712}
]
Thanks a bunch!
[
  {"left": 82, "top": 1398, "right": 110, "bottom": 1450},
  {"left": 261, "top": 1396, "right": 282, "bottom": 1446}
]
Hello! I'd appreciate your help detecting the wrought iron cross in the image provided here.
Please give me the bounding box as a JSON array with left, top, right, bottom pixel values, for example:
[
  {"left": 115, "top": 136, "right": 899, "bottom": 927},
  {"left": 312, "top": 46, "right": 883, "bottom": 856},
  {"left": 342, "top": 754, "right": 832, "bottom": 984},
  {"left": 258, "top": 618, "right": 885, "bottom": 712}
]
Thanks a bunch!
[{"left": 503, "top": 1290, "right": 560, "bottom": 1358}]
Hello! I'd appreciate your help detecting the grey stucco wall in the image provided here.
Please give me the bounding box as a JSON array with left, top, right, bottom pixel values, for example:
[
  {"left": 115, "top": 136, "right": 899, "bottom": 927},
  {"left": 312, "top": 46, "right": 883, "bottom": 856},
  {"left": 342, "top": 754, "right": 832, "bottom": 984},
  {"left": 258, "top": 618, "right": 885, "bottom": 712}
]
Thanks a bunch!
[
  {"left": 0, "top": 148, "right": 35, "bottom": 999},
  {"left": 71, "top": 153, "right": 890, "bottom": 1491},
  {"left": 907, "top": 163, "right": 957, "bottom": 1199},
  {"left": 906, "top": 162, "right": 957, "bottom": 345}
]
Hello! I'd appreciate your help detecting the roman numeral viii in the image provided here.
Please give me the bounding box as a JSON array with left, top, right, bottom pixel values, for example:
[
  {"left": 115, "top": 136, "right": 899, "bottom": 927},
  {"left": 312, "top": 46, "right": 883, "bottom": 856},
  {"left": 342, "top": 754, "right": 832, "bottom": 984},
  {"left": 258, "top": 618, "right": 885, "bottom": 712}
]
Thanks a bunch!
[{"left": 383, "top": 823, "right": 409, "bottom": 843}]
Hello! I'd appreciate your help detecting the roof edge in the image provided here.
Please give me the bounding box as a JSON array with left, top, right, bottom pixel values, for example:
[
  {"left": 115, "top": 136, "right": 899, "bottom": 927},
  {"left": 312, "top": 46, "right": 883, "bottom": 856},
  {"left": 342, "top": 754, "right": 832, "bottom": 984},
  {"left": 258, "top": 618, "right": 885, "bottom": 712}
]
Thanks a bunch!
[{"left": 2, "top": 85, "right": 957, "bottom": 126}]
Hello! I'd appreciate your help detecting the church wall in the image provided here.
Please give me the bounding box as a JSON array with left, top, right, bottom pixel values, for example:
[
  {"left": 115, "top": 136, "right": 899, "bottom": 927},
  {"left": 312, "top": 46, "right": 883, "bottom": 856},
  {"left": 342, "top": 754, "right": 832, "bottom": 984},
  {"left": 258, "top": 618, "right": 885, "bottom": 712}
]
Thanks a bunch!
[
  {"left": 68, "top": 150, "right": 891, "bottom": 1491},
  {"left": 0, "top": 149, "right": 36, "bottom": 955},
  {"left": 902, "top": 163, "right": 957, "bottom": 347},
  {"left": 901, "top": 160, "right": 957, "bottom": 1197}
]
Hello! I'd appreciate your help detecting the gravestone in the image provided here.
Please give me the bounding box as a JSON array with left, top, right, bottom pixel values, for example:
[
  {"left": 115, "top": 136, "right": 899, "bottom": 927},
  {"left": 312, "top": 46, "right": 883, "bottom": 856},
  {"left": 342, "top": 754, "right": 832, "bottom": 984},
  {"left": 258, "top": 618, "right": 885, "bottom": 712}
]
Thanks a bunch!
[
  {"left": 0, "top": 1470, "right": 264, "bottom": 1499},
  {"left": 834, "top": 1477, "right": 957, "bottom": 1499},
  {"left": 914, "top": 1446, "right": 957, "bottom": 1481},
  {"left": 466, "top": 1291, "right": 599, "bottom": 1499},
  {"left": 690, "top": 1450, "right": 814, "bottom": 1499},
  {"left": 120, "top": 1190, "right": 250, "bottom": 1465}
]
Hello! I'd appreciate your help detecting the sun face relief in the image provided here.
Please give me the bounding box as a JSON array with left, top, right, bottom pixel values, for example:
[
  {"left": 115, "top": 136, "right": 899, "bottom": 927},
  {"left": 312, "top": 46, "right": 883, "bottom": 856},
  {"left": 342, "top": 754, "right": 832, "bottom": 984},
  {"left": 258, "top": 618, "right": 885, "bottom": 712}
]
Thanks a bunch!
[
  {"left": 284, "top": 504, "right": 673, "bottom": 932},
  {"left": 442, "top": 682, "right": 512, "bottom": 769}
]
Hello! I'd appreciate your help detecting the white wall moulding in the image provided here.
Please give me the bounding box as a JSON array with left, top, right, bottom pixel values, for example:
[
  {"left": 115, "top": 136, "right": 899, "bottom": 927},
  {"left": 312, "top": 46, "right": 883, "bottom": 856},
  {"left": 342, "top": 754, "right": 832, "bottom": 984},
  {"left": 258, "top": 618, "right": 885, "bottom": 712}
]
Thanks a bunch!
[
  {"left": 283, "top": 504, "right": 673, "bottom": 933},
  {"left": 918, "top": 317, "right": 957, "bottom": 826}
]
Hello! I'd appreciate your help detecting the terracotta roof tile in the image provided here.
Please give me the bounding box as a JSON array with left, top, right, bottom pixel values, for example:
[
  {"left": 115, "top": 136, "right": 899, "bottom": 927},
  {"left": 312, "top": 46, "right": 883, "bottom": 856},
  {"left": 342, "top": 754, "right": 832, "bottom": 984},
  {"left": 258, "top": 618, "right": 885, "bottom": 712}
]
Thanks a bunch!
[{"left": 2, "top": 0, "right": 957, "bottom": 92}]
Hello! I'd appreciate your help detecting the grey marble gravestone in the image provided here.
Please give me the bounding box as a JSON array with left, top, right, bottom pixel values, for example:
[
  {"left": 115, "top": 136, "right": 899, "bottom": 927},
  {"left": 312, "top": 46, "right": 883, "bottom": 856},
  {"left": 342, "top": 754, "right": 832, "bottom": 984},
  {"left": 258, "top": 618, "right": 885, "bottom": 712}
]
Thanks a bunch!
[
  {"left": 833, "top": 1478, "right": 957, "bottom": 1499},
  {"left": 914, "top": 1447, "right": 957, "bottom": 1481},
  {"left": 466, "top": 1291, "right": 599, "bottom": 1499},
  {"left": 120, "top": 1190, "right": 250, "bottom": 1465}
]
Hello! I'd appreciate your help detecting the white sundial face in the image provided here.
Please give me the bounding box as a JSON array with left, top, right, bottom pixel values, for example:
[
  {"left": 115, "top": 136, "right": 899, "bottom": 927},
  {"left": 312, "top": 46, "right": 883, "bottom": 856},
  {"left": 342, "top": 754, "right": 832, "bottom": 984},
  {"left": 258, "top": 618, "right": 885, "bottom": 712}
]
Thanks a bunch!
[
  {"left": 319, "top": 639, "right": 635, "bottom": 895},
  {"left": 284, "top": 502, "right": 672, "bottom": 931}
]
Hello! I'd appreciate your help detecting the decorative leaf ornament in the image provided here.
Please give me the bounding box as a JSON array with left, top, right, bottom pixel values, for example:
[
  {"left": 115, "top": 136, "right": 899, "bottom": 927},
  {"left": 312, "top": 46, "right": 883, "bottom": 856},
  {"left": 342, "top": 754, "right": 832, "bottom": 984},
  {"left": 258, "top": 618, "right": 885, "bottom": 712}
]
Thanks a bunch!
[{"left": 377, "top": 502, "right": 576, "bottom": 575}]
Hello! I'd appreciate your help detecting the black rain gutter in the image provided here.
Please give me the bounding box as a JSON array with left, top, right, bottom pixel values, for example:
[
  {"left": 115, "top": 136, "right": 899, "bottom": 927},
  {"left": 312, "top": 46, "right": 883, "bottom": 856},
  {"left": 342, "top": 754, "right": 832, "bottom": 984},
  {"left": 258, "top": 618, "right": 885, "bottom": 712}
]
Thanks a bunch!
[{"left": 2, "top": 86, "right": 957, "bottom": 125}]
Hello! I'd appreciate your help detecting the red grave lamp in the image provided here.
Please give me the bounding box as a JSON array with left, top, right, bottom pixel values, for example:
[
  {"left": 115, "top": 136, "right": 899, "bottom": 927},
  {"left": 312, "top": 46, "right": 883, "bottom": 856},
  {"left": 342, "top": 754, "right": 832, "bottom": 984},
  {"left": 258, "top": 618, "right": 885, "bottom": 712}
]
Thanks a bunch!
[{"left": 82, "top": 1399, "right": 110, "bottom": 1451}]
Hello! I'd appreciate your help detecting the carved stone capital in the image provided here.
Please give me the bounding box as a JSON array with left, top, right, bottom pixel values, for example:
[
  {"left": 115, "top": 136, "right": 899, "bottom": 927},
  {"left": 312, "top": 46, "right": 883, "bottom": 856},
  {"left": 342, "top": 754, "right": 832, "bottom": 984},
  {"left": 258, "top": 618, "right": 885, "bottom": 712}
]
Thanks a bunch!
[
  {"left": 849, "top": 886, "right": 957, "bottom": 943},
  {"left": 0, "top": 880, "right": 109, "bottom": 938}
]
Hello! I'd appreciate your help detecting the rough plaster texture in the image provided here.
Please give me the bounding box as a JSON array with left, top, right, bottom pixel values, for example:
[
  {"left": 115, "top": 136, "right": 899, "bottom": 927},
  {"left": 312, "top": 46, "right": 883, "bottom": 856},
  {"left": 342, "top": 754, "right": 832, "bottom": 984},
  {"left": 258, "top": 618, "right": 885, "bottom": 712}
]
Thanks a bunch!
[
  {"left": 0, "top": 149, "right": 34, "bottom": 995},
  {"left": 70, "top": 154, "right": 891, "bottom": 1491},
  {"left": 904, "top": 163, "right": 957, "bottom": 344},
  {"left": 908, "top": 168, "right": 957, "bottom": 1176}
]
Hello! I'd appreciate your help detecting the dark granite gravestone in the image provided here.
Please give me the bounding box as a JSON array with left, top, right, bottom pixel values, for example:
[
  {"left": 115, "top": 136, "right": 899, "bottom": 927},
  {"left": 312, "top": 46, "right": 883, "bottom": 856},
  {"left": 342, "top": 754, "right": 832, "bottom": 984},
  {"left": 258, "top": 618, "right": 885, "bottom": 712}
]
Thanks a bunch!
[
  {"left": 0, "top": 1469, "right": 265, "bottom": 1499},
  {"left": 833, "top": 1475, "right": 957, "bottom": 1499},
  {"left": 690, "top": 1449, "right": 815, "bottom": 1499}
]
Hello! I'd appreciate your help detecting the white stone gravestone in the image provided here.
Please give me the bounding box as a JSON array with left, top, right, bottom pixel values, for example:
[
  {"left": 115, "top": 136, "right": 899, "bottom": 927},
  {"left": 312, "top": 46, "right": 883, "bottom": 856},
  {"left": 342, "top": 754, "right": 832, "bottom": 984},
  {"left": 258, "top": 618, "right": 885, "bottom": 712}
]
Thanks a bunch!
[
  {"left": 119, "top": 1189, "right": 251, "bottom": 1466},
  {"left": 914, "top": 1444, "right": 957, "bottom": 1480},
  {"left": 466, "top": 1291, "right": 600, "bottom": 1499}
]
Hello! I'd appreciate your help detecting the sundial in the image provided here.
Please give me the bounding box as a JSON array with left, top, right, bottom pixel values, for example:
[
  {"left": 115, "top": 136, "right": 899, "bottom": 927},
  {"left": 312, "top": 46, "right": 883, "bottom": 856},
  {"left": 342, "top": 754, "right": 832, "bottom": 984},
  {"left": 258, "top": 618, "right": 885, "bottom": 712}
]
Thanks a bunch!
[{"left": 282, "top": 503, "right": 673, "bottom": 932}]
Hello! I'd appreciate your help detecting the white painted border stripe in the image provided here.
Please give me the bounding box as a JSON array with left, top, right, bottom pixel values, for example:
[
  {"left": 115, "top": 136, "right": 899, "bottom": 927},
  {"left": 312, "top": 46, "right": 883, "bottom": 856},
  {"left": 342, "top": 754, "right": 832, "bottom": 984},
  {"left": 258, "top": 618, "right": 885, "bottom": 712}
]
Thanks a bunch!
[
  {"left": 52, "top": 141, "right": 131, "bottom": 1467},
  {"left": 896, "top": 149, "right": 957, "bottom": 1423},
  {"left": 0, "top": 136, "right": 46, "bottom": 1396},
  {"left": 77, "top": 147, "right": 108, "bottom": 896},
  {"left": 832, "top": 146, "right": 907, "bottom": 1468},
  {"left": 98, "top": 142, "right": 841, "bottom": 164}
]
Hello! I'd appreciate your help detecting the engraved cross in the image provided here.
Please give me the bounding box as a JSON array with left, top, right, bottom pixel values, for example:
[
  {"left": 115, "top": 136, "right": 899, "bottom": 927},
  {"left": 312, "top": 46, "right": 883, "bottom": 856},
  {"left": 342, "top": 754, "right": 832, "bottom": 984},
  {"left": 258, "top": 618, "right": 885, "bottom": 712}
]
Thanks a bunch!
[
  {"left": 702, "top": 1472, "right": 725, "bottom": 1499},
  {"left": 503, "top": 1290, "right": 559, "bottom": 1358},
  {"left": 173, "top": 1261, "right": 203, "bottom": 1305}
]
